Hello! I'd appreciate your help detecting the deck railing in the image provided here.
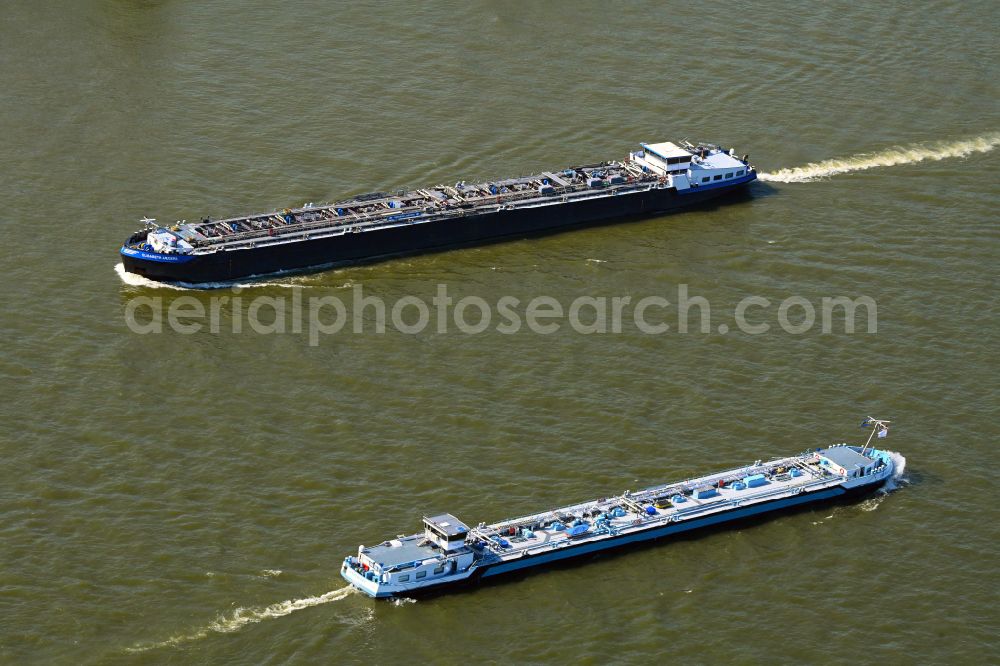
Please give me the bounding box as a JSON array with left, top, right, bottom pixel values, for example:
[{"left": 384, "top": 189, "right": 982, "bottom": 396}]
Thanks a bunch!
[
  {"left": 486, "top": 474, "right": 844, "bottom": 560},
  {"left": 189, "top": 175, "right": 663, "bottom": 251}
]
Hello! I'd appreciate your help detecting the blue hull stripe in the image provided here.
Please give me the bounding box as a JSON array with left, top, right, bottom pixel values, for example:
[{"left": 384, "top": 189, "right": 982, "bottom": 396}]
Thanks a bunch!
[
  {"left": 120, "top": 246, "right": 197, "bottom": 264},
  {"left": 481, "top": 486, "right": 844, "bottom": 577},
  {"left": 679, "top": 172, "right": 757, "bottom": 194}
]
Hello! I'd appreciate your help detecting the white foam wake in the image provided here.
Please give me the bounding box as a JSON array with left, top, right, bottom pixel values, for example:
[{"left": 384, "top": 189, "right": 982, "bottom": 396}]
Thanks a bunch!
[
  {"left": 126, "top": 585, "right": 356, "bottom": 653},
  {"left": 883, "top": 451, "right": 907, "bottom": 493},
  {"left": 114, "top": 263, "right": 309, "bottom": 290},
  {"left": 758, "top": 133, "right": 1000, "bottom": 183},
  {"left": 859, "top": 451, "right": 907, "bottom": 512},
  {"left": 115, "top": 262, "right": 190, "bottom": 290}
]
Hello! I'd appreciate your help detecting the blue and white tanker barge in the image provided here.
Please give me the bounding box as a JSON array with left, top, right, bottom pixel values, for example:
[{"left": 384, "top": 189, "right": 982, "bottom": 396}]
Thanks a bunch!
[
  {"left": 342, "top": 419, "right": 901, "bottom": 598},
  {"left": 120, "top": 139, "right": 755, "bottom": 284}
]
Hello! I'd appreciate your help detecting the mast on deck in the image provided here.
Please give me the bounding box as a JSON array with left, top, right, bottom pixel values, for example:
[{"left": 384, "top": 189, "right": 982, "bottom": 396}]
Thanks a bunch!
[{"left": 860, "top": 416, "right": 891, "bottom": 454}]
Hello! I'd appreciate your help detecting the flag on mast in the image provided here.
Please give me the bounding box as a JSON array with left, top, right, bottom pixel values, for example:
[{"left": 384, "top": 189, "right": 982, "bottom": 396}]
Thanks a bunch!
[{"left": 877, "top": 427, "right": 888, "bottom": 439}]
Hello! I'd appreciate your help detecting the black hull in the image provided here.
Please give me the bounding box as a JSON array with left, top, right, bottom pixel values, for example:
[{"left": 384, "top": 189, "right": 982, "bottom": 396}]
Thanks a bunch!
[
  {"left": 122, "top": 181, "right": 753, "bottom": 284},
  {"left": 395, "top": 479, "right": 884, "bottom": 600}
]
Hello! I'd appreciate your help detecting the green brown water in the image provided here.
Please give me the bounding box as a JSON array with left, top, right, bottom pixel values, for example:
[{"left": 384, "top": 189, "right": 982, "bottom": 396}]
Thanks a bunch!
[{"left": 2, "top": 2, "right": 998, "bottom": 664}]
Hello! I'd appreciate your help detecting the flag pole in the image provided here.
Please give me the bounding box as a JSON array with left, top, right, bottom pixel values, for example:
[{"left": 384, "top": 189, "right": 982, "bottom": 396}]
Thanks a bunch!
[{"left": 861, "top": 416, "right": 891, "bottom": 454}]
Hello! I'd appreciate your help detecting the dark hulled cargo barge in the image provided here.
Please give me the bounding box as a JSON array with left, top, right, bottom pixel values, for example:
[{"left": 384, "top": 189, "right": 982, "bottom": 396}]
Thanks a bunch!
[{"left": 120, "top": 140, "right": 756, "bottom": 284}]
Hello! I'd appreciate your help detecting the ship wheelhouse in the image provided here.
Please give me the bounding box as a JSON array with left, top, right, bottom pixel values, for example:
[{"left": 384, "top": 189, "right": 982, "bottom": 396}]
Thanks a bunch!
[
  {"left": 423, "top": 514, "right": 470, "bottom": 551},
  {"left": 636, "top": 141, "right": 694, "bottom": 175}
]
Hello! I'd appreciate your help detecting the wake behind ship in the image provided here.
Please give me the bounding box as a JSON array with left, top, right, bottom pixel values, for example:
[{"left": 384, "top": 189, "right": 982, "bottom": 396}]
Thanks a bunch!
[{"left": 120, "top": 139, "right": 756, "bottom": 284}]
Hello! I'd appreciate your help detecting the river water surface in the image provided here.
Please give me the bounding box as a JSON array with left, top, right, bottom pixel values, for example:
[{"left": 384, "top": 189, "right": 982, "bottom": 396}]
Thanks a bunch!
[{"left": 1, "top": 2, "right": 998, "bottom": 664}]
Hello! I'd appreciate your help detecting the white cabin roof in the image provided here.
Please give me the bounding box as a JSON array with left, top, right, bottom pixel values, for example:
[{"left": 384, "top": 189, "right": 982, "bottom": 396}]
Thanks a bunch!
[
  {"left": 642, "top": 141, "right": 692, "bottom": 161},
  {"left": 690, "top": 150, "right": 745, "bottom": 170},
  {"left": 818, "top": 446, "right": 874, "bottom": 470}
]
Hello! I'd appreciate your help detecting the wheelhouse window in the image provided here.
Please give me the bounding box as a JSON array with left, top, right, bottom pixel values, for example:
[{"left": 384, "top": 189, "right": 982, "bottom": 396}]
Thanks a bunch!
[
  {"left": 399, "top": 574, "right": 410, "bottom": 582},
  {"left": 725, "top": 172, "right": 734, "bottom": 179},
  {"left": 701, "top": 177, "right": 710, "bottom": 183},
  {"left": 737, "top": 170, "right": 745, "bottom": 176},
  {"left": 713, "top": 175, "right": 722, "bottom": 181},
  {"left": 433, "top": 564, "right": 445, "bottom": 574},
  {"left": 416, "top": 571, "right": 427, "bottom": 579}
]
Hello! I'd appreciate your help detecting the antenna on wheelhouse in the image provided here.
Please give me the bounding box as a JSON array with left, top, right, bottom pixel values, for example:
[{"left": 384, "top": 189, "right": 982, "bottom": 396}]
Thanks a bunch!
[{"left": 860, "top": 416, "right": 891, "bottom": 454}]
